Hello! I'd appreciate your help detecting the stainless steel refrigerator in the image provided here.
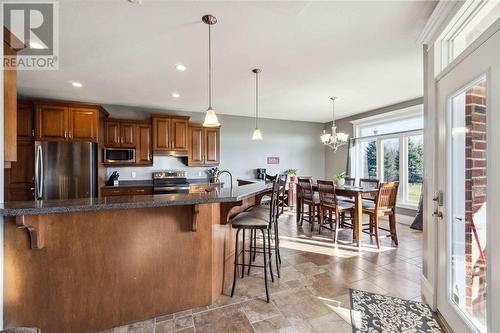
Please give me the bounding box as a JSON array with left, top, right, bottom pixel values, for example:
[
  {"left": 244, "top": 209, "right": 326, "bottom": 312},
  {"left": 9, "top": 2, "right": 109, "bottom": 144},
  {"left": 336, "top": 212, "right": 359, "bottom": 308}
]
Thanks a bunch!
[{"left": 35, "top": 141, "right": 97, "bottom": 200}]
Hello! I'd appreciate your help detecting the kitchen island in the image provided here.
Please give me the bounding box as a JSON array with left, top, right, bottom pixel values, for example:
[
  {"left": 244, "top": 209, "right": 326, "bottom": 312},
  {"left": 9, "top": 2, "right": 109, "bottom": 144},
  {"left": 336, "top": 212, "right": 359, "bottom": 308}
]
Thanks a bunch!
[{"left": 0, "top": 182, "right": 271, "bottom": 333}]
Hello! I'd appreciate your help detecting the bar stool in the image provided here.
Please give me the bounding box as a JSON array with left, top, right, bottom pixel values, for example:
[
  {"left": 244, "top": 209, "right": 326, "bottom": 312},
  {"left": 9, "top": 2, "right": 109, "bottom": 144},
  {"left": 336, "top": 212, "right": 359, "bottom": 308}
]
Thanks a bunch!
[
  {"left": 277, "top": 174, "right": 288, "bottom": 218},
  {"left": 230, "top": 179, "right": 280, "bottom": 303}
]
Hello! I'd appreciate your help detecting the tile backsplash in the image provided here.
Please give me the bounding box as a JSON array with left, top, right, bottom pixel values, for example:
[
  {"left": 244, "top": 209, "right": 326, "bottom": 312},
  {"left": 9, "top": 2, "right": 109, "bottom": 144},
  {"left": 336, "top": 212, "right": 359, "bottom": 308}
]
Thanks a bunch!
[{"left": 105, "top": 156, "right": 209, "bottom": 180}]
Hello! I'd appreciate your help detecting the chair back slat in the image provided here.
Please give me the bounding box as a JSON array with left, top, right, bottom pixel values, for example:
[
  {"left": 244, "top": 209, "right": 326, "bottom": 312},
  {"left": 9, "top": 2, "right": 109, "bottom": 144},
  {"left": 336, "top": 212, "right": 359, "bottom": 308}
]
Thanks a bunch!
[
  {"left": 268, "top": 179, "right": 281, "bottom": 223},
  {"left": 344, "top": 177, "right": 356, "bottom": 187},
  {"left": 360, "top": 178, "right": 380, "bottom": 189},
  {"left": 265, "top": 174, "right": 277, "bottom": 182},
  {"left": 317, "top": 180, "right": 338, "bottom": 207},
  {"left": 297, "top": 177, "right": 314, "bottom": 200},
  {"left": 375, "top": 182, "right": 399, "bottom": 210}
]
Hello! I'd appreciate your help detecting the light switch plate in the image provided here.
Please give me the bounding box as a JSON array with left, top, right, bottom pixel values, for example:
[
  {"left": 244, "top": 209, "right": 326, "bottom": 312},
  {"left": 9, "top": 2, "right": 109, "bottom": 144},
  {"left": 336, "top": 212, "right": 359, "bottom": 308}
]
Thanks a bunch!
[{"left": 131, "top": 172, "right": 137, "bottom": 178}]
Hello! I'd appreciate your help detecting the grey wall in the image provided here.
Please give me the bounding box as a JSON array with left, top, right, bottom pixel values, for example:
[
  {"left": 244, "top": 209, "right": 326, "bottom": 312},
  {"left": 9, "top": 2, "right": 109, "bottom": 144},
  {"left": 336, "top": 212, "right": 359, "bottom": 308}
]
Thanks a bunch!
[
  {"left": 103, "top": 105, "right": 325, "bottom": 184},
  {"left": 324, "top": 97, "right": 423, "bottom": 216}
]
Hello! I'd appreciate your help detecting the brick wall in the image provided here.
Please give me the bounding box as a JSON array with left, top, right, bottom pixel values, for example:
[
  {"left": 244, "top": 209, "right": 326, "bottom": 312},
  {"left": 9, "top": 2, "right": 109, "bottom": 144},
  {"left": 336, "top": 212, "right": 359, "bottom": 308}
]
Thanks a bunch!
[{"left": 464, "top": 80, "right": 487, "bottom": 323}]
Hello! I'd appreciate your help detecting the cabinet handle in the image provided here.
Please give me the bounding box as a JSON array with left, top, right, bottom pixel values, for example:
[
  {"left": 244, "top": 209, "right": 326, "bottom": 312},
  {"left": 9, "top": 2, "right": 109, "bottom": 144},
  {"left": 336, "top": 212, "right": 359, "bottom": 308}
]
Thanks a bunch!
[
  {"left": 136, "top": 189, "right": 145, "bottom": 192},
  {"left": 69, "top": 131, "right": 72, "bottom": 139},
  {"left": 64, "top": 131, "right": 67, "bottom": 139}
]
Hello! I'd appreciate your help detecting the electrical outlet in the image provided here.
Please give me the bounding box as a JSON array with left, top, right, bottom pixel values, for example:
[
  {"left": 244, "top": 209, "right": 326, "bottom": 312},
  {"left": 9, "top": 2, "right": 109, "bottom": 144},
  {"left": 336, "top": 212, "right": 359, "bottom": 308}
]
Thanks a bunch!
[
  {"left": 131, "top": 172, "right": 137, "bottom": 178},
  {"left": 198, "top": 171, "right": 203, "bottom": 177}
]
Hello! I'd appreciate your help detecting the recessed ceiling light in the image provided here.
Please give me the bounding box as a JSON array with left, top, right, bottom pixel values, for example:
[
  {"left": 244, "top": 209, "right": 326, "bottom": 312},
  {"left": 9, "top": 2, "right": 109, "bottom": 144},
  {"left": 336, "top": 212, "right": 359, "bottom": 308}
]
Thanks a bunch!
[
  {"left": 127, "top": 0, "right": 142, "bottom": 4},
  {"left": 172, "top": 92, "right": 180, "bottom": 98},
  {"left": 175, "top": 64, "right": 187, "bottom": 71},
  {"left": 71, "top": 81, "right": 83, "bottom": 88}
]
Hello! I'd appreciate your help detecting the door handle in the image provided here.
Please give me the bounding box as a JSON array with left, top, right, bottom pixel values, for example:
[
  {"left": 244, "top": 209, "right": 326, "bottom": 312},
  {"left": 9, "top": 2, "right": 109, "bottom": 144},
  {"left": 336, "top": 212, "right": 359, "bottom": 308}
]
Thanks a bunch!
[
  {"left": 35, "top": 144, "right": 43, "bottom": 199},
  {"left": 432, "top": 210, "right": 443, "bottom": 219}
]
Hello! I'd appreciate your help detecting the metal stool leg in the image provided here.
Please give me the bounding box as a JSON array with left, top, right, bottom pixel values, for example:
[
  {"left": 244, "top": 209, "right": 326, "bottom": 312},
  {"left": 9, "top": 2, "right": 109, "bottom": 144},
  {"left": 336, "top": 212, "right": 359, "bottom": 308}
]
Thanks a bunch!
[
  {"left": 247, "top": 230, "right": 253, "bottom": 276},
  {"left": 261, "top": 229, "right": 270, "bottom": 303},
  {"left": 241, "top": 229, "right": 246, "bottom": 278},
  {"left": 230, "top": 228, "right": 241, "bottom": 297},
  {"left": 252, "top": 229, "right": 257, "bottom": 262},
  {"left": 267, "top": 228, "right": 275, "bottom": 282}
]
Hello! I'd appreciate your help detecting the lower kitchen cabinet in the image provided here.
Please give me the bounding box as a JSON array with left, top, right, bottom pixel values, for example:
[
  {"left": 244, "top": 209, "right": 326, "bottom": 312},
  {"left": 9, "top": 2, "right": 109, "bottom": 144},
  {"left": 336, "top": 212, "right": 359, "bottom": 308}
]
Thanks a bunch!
[{"left": 101, "top": 186, "right": 153, "bottom": 197}]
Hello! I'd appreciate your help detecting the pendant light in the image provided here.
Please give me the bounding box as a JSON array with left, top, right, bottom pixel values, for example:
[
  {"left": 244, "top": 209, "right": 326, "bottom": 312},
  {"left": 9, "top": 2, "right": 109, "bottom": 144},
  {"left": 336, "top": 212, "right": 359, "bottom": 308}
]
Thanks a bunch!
[
  {"left": 202, "top": 14, "right": 221, "bottom": 127},
  {"left": 251, "top": 68, "right": 263, "bottom": 140},
  {"left": 320, "top": 97, "right": 349, "bottom": 152}
]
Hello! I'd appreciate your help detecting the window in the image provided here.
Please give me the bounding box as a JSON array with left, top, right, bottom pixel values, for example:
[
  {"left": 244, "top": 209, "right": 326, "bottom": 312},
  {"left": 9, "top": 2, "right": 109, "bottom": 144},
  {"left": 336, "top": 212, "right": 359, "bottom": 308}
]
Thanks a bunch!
[
  {"left": 351, "top": 108, "right": 424, "bottom": 207},
  {"left": 435, "top": 0, "right": 500, "bottom": 76},
  {"left": 407, "top": 135, "right": 423, "bottom": 203}
]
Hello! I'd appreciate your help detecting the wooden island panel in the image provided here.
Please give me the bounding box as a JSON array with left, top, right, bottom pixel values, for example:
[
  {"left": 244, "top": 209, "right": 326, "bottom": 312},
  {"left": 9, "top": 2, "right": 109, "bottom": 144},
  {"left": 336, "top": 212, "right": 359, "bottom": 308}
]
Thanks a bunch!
[{"left": 4, "top": 204, "right": 223, "bottom": 333}]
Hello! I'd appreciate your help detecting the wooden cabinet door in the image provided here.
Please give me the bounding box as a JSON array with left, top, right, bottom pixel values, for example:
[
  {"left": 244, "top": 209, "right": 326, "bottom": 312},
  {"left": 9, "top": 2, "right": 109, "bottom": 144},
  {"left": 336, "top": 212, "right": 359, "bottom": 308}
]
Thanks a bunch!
[
  {"left": 171, "top": 119, "right": 188, "bottom": 151},
  {"left": 136, "top": 124, "right": 152, "bottom": 165},
  {"left": 68, "top": 108, "right": 99, "bottom": 142},
  {"left": 105, "top": 121, "right": 121, "bottom": 147},
  {"left": 120, "top": 123, "right": 136, "bottom": 147},
  {"left": 153, "top": 118, "right": 171, "bottom": 151},
  {"left": 4, "top": 140, "right": 35, "bottom": 201},
  {"left": 17, "top": 100, "right": 34, "bottom": 140},
  {"left": 205, "top": 127, "right": 220, "bottom": 165},
  {"left": 35, "top": 105, "right": 68, "bottom": 141},
  {"left": 188, "top": 126, "right": 204, "bottom": 166}
]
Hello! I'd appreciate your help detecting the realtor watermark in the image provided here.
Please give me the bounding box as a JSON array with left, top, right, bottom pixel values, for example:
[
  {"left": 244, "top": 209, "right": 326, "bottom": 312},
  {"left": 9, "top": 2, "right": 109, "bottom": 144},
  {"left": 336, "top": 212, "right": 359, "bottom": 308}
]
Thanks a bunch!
[{"left": 2, "top": 1, "right": 59, "bottom": 70}]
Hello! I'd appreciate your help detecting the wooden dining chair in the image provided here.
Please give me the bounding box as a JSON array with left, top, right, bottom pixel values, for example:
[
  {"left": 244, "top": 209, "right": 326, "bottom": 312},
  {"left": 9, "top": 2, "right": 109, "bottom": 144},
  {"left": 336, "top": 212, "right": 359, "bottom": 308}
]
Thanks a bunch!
[
  {"left": 359, "top": 178, "right": 380, "bottom": 201},
  {"left": 344, "top": 177, "right": 356, "bottom": 187},
  {"left": 277, "top": 174, "right": 288, "bottom": 218},
  {"left": 297, "top": 177, "right": 320, "bottom": 231},
  {"left": 362, "top": 181, "right": 399, "bottom": 249},
  {"left": 317, "top": 180, "right": 354, "bottom": 242}
]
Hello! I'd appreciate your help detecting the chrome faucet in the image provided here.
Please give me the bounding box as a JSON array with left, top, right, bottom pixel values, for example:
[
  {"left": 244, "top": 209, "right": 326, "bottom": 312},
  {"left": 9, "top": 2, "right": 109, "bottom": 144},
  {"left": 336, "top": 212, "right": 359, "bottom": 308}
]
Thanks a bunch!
[{"left": 216, "top": 170, "right": 233, "bottom": 189}]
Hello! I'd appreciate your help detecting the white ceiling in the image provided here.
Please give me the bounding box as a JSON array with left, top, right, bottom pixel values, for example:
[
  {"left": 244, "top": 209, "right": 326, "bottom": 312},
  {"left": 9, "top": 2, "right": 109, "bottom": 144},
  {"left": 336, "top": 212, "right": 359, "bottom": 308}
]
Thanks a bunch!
[{"left": 17, "top": 1, "right": 436, "bottom": 123}]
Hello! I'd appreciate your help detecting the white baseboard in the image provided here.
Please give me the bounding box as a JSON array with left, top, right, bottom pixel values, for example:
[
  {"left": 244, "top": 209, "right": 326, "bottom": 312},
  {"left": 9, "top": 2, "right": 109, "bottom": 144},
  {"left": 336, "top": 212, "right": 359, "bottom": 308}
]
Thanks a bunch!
[{"left": 421, "top": 275, "right": 436, "bottom": 310}]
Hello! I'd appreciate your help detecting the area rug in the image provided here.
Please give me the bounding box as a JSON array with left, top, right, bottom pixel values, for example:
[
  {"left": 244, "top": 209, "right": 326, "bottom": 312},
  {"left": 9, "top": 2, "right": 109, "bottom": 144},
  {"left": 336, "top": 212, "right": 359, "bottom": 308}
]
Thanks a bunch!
[{"left": 350, "top": 289, "right": 443, "bottom": 333}]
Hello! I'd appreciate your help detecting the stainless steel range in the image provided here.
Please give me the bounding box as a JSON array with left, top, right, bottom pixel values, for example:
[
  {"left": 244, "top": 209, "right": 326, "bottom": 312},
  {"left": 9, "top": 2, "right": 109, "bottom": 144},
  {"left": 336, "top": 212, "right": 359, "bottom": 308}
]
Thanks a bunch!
[{"left": 152, "top": 170, "right": 190, "bottom": 194}]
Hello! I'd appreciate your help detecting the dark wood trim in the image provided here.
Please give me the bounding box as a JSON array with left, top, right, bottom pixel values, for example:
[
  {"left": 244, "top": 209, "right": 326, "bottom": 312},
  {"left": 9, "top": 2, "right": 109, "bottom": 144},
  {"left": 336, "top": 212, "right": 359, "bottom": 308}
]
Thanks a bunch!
[
  {"left": 150, "top": 113, "right": 190, "bottom": 121},
  {"left": 106, "top": 118, "right": 151, "bottom": 124},
  {"left": 32, "top": 99, "right": 109, "bottom": 116}
]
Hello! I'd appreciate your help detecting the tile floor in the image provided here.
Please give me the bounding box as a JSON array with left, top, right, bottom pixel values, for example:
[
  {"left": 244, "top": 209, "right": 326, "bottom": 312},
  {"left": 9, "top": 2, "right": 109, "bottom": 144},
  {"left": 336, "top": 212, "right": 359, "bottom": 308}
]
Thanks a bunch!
[{"left": 103, "top": 209, "right": 422, "bottom": 333}]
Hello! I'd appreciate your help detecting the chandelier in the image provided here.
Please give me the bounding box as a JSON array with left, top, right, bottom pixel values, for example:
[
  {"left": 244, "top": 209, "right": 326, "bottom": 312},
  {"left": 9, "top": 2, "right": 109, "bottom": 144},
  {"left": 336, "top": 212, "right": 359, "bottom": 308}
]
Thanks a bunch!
[{"left": 320, "top": 97, "right": 349, "bottom": 152}]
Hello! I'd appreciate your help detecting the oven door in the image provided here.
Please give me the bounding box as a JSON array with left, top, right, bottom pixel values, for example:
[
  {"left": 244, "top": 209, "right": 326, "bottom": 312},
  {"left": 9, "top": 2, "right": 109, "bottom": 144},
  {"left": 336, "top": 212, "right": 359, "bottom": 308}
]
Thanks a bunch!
[
  {"left": 153, "top": 185, "right": 190, "bottom": 194},
  {"left": 103, "top": 148, "right": 136, "bottom": 163}
]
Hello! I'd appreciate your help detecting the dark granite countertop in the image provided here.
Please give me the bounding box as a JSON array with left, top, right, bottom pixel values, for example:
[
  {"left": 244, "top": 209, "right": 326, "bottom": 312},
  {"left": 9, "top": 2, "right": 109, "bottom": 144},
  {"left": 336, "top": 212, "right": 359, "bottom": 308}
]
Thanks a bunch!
[
  {"left": 0, "top": 182, "right": 271, "bottom": 217},
  {"left": 101, "top": 179, "right": 220, "bottom": 189}
]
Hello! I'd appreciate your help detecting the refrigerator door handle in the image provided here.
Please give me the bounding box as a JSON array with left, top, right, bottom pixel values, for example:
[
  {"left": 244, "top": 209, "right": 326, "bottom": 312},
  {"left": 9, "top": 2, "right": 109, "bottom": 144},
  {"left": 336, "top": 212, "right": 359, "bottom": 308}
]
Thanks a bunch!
[{"left": 35, "top": 144, "right": 43, "bottom": 199}]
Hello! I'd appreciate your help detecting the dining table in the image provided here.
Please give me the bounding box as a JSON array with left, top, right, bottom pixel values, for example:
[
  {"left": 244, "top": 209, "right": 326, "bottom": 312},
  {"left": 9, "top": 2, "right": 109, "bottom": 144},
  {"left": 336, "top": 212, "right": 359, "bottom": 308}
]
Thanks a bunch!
[{"left": 296, "top": 183, "right": 379, "bottom": 247}]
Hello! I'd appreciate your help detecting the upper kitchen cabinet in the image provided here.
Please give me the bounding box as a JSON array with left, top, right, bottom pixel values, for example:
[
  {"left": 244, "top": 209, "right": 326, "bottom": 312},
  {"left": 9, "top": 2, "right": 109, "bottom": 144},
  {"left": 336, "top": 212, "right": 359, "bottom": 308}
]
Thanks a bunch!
[
  {"left": 68, "top": 108, "right": 99, "bottom": 141},
  {"left": 34, "top": 101, "right": 105, "bottom": 143},
  {"left": 104, "top": 119, "right": 136, "bottom": 148},
  {"left": 152, "top": 115, "right": 189, "bottom": 154},
  {"left": 136, "top": 124, "right": 153, "bottom": 165},
  {"left": 188, "top": 125, "right": 220, "bottom": 166}
]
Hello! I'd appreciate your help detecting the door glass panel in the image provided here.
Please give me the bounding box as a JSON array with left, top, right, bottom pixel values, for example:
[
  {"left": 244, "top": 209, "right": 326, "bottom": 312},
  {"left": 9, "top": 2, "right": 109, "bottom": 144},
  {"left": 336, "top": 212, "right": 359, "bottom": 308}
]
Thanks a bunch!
[
  {"left": 360, "top": 140, "right": 377, "bottom": 179},
  {"left": 407, "top": 135, "right": 424, "bottom": 203},
  {"left": 450, "top": 78, "right": 487, "bottom": 333}
]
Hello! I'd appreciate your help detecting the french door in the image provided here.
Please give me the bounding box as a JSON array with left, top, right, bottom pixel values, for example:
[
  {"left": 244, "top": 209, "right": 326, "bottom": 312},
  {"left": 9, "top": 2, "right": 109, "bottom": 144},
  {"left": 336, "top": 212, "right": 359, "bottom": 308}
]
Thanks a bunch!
[{"left": 435, "top": 24, "right": 500, "bottom": 333}]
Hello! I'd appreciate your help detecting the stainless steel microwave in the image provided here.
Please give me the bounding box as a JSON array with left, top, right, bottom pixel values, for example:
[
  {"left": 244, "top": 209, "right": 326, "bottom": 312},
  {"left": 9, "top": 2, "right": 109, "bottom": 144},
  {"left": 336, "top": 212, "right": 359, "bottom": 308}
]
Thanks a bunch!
[{"left": 103, "top": 148, "right": 136, "bottom": 163}]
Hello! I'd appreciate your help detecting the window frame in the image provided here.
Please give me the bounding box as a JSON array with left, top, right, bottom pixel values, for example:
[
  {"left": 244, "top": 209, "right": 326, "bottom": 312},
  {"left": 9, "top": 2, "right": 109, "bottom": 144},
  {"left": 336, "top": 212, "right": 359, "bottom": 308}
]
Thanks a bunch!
[{"left": 351, "top": 110, "right": 424, "bottom": 209}]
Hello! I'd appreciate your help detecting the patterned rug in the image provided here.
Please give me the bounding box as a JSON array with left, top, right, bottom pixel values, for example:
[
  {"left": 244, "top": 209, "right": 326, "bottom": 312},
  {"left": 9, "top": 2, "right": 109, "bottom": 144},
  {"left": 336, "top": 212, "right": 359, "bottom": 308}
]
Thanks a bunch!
[{"left": 350, "top": 289, "right": 443, "bottom": 333}]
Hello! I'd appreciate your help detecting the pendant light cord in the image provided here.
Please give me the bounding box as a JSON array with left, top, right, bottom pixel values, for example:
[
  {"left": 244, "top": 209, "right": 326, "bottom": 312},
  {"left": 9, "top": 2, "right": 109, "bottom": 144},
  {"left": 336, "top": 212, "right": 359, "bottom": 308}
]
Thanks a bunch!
[
  {"left": 255, "top": 71, "right": 259, "bottom": 129},
  {"left": 331, "top": 97, "right": 336, "bottom": 127},
  {"left": 208, "top": 24, "right": 212, "bottom": 109}
]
